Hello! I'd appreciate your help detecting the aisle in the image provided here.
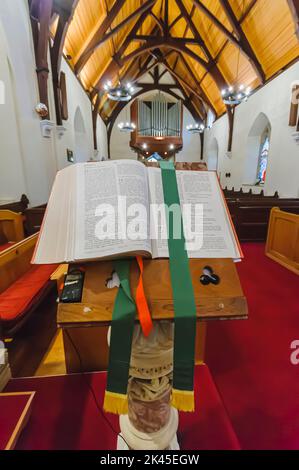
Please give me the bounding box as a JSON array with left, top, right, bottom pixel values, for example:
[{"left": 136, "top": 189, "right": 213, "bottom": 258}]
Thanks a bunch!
[{"left": 206, "top": 243, "right": 299, "bottom": 450}]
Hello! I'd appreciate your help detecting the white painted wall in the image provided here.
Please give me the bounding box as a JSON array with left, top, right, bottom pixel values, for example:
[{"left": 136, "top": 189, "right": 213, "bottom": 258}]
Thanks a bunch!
[
  {"left": 110, "top": 103, "right": 137, "bottom": 160},
  {"left": 0, "top": 0, "right": 108, "bottom": 206},
  {"left": 176, "top": 107, "right": 202, "bottom": 163},
  {"left": 204, "top": 61, "right": 299, "bottom": 198}
]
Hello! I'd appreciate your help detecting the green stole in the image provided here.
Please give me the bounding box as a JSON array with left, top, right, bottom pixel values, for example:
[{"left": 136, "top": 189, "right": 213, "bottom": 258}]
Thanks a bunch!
[
  {"left": 103, "top": 259, "right": 136, "bottom": 415},
  {"left": 160, "top": 161, "right": 197, "bottom": 411},
  {"left": 104, "top": 162, "right": 197, "bottom": 414}
]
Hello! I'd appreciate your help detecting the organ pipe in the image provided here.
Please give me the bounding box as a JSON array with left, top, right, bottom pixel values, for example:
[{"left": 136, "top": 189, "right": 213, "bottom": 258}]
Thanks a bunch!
[{"left": 137, "top": 92, "right": 181, "bottom": 137}]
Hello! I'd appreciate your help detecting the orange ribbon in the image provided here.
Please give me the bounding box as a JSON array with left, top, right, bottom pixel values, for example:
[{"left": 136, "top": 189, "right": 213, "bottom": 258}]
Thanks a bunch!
[{"left": 135, "top": 256, "right": 153, "bottom": 337}]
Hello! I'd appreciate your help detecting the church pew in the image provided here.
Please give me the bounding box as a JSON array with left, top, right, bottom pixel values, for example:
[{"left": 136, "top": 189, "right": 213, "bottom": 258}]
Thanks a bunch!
[
  {"left": 223, "top": 187, "right": 279, "bottom": 199},
  {"left": 24, "top": 205, "right": 47, "bottom": 235},
  {"left": 0, "top": 210, "right": 25, "bottom": 245},
  {"left": 0, "top": 195, "right": 29, "bottom": 214},
  {"left": 227, "top": 198, "right": 299, "bottom": 242},
  {"left": 0, "top": 234, "right": 58, "bottom": 338},
  {"left": 266, "top": 208, "right": 299, "bottom": 275}
]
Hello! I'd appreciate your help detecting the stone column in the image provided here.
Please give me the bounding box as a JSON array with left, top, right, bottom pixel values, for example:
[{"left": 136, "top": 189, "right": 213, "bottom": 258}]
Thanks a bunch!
[{"left": 117, "top": 322, "right": 179, "bottom": 450}]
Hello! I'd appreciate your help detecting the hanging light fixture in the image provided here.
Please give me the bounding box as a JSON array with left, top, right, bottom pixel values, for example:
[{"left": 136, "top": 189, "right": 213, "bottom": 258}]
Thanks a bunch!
[
  {"left": 117, "top": 95, "right": 136, "bottom": 133},
  {"left": 104, "top": 81, "right": 135, "bottom": 102},
  {"left": 186, "top": 123, "right": 205, "bottom": 134},
  {"left": 117, "top": 122, "right": 136, "bottom": 132},
  {"left": 222, "top": 0, "right": 251, "bottom": 106},
  {"left": 221, "top": 85, "right": 251, "bottom": 105}
]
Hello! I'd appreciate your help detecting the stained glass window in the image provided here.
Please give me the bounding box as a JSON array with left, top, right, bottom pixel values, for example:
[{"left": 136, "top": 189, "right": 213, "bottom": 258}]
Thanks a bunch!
[{"left": 257, "top": 133, "right": 270, "bottom": 184}]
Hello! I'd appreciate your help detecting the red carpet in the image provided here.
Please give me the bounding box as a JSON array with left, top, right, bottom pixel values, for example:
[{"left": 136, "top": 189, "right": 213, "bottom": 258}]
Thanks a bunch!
[
  {"left": 0, "top": 393, "right": 34, "bottom": 450},
  {"left": 4, "top": 365, "right": 240, "bottom": 450},
  {"left": 206, "top": 243, "right": 299, "bottom": 450}
]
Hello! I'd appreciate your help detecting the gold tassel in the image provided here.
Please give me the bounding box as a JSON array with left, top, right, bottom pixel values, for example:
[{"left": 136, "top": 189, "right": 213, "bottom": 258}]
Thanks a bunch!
[
  {"left": 171, "top": 389, "right": 195, "bottom": 412},
  {"left": 103, "top": 391, "right": 128, "bottom": 415}
]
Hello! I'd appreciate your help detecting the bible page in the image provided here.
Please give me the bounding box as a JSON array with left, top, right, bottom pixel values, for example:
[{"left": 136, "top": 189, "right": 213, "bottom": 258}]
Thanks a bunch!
[
  {"left": 74, "top": 160, "right": 151, "bottom": 261},
  {"left": 147, "top": 168, "right": 241, "bottom": 259}
]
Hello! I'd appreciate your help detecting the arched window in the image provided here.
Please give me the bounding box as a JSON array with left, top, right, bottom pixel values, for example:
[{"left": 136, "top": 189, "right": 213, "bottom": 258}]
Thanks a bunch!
[
  {"left": 257, "top": 130, "right": 270, "bottom": 184},
  {"left": 243, "top": 113, "right": 271, "bottom": 186}
]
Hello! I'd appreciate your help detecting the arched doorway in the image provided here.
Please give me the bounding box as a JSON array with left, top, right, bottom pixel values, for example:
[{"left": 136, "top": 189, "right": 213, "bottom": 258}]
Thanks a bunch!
[
  {"left": 74, "top": 107, "right": 89, "bottom": 163},
  {"left": 207, "top": 138, "right": 219, "bottom": 172},
  {"left": 243, "top": 113, "right": 271, "bottom": 185}
]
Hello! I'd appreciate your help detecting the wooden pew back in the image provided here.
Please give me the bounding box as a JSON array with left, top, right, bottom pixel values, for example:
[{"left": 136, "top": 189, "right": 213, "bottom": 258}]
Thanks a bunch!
[
  {"left": 227, "top": 198, "right": 299, "bottom": 242},
  {"left": 0, "top": 234, "right": 38, "bottom": 294},
  {"left": 24, "top": 205, "right": 46, "bottom": 235},
  {"left": 0, "top": 195, "right": 29, "bottom": 213},
  {"left": 266, "top": 208, "right": 299, "bottom": 275},
  {"left": 0, "top": 211, "right": 25, "bottom": 243}
]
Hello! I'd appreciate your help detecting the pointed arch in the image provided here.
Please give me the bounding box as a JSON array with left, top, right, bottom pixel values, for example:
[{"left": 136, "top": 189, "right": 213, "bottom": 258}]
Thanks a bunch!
[{"left": 243, "top": 112, "right": 272, "bottom": 185}]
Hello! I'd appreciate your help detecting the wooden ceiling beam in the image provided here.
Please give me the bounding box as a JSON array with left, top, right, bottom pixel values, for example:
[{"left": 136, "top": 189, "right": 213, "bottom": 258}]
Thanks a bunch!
[
  {"left": 75, "top": 0, "right": 126, "bottom": 74},
  {"left": 191, "top": 0, "right": 265, "bottom": 83},
  {"left": 94, "top": 8, "right": 154, "bottom": 89},
  {"left": 75, "top": 0, "right": 156, "bottom": 75},
  {"left": 191, "top": 0, "right": 240, "bottom": 43},
  {"left": 121, "top": 38, "right": 210, "bottom": 73},
  {"left": 287, "top": 0, "right": 299, "bottom": 40},
  {"left": 149, "top": 11, "right": 164, "bottom": 33},
  {"left": 174, "top": 0, "right": 228, "bottom": 92},
  {"left": 218, "top": 0, "right": 265, "bottom": 83},
  {"left": 169, "top": 14, "right": 183, "bottom": 31},
  {"left": 177, "top": 52, "right": 217, "bottom": 116},
  {"left": 51, "top": 0, "right": 79, "bottom": 124},
  {"left": 239, "top": 0, "right": 258, "bottom": 23},
  {"left": 161, "top": 59, "right": 203, "bottom": 101},
  {"left": 132, "top": 35, "right": 202, "bottom": 46}
]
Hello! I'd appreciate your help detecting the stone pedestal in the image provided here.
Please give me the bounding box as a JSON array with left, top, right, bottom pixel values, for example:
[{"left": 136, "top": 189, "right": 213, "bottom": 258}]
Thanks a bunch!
[{"left": 109, "top": 322, "right": 179, "bottom": 450}]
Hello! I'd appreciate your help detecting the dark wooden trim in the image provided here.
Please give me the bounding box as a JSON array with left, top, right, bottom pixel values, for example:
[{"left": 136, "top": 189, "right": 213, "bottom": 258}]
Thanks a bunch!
[
  {"left": 287, "top": 0, "right": 299, "bottom": 40},
  {"left": 289, "top": 84, "right": 299, "bottom": 126},
  {"left": 29, "top": 0, "right": 53, "bottom": 119},
  {"left": 218, "top": 0, "right": 265, "bottom": 83},
  {"left": 92, "top": 93, "right": 101, "bottom": 150},
  {"left": 227, "top": 106, "right": 235, "bottom": 152},
  {"left": 50, "top": 0, "right": 78, "bottom": 125},
  {"left": 60, "top": 71, "right": 68, "bottom": 121}
]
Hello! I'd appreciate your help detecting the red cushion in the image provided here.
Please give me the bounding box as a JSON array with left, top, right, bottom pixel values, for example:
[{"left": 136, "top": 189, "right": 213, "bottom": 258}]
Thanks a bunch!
[{"left": 0, "top": 265, "right": 57, "bottom": 321}]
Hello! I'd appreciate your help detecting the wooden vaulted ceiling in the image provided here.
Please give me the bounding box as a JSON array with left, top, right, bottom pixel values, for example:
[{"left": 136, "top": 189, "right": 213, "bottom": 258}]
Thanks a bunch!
[{"left": 59, "top": 0, "right": 299, "bottom": 123}]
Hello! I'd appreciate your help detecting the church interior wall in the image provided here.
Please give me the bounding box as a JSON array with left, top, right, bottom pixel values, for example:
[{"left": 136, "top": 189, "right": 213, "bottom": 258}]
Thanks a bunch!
[
  {"left": 204, "top": 61, "right": 299, "bottom": 197},
  {"left": 0, "top": 0, "right": 108, "bottom": 207}
]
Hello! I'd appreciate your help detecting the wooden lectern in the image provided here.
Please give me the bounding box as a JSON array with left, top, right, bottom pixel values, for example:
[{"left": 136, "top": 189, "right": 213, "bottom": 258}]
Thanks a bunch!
[
  {"left": 58, "top": 258, "right": 248, "bottom": 372},
  {"left": 57, "top": 162, "right": 248, "bottom": 450}
]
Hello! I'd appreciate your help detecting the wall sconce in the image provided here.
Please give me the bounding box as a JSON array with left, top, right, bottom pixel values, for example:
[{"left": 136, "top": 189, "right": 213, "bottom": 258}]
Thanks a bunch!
[{"left": 35, "top": 103, "right": 48, "bottom": 118}]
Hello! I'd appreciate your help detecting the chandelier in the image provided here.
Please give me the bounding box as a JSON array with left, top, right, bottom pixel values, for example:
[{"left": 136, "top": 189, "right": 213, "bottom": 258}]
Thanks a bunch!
[
  {"left": 221, "top": 85, "right": 251, "bottom": 105},
  {"left": 104, "top": 81, "right": 135, "bottom": 102},
  {"left": 222, "top": 0, "right": 251, "bottom": 107},
  {"left": 117, "top": 121, "right": 136, "bottom": 132},
  {"left": 186, "top": 123, "right": 205, "bottom": 134}
]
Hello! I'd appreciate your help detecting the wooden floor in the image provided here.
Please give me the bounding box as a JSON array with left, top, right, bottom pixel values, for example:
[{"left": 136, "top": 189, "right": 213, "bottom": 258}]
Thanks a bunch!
[
  {"left": 7, "top": 291, "right": 67, "bottom": 378},
  {"left": 34, "top": 329, "right": 66, "bottom": 377}
]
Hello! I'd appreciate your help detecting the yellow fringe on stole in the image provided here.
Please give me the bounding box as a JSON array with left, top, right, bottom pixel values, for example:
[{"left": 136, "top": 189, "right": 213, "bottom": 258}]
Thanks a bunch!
[
  {"left": 103, "top": 391, "right": 128, "bottom": 415},
  {"left": 171, "top": 389, "right": 195, "bottom": 412}
]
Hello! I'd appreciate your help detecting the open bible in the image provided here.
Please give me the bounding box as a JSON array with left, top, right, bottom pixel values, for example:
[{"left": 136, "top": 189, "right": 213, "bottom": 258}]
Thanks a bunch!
[{"left": 32, "top": 160, "right": 242, "bottom": 264}]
